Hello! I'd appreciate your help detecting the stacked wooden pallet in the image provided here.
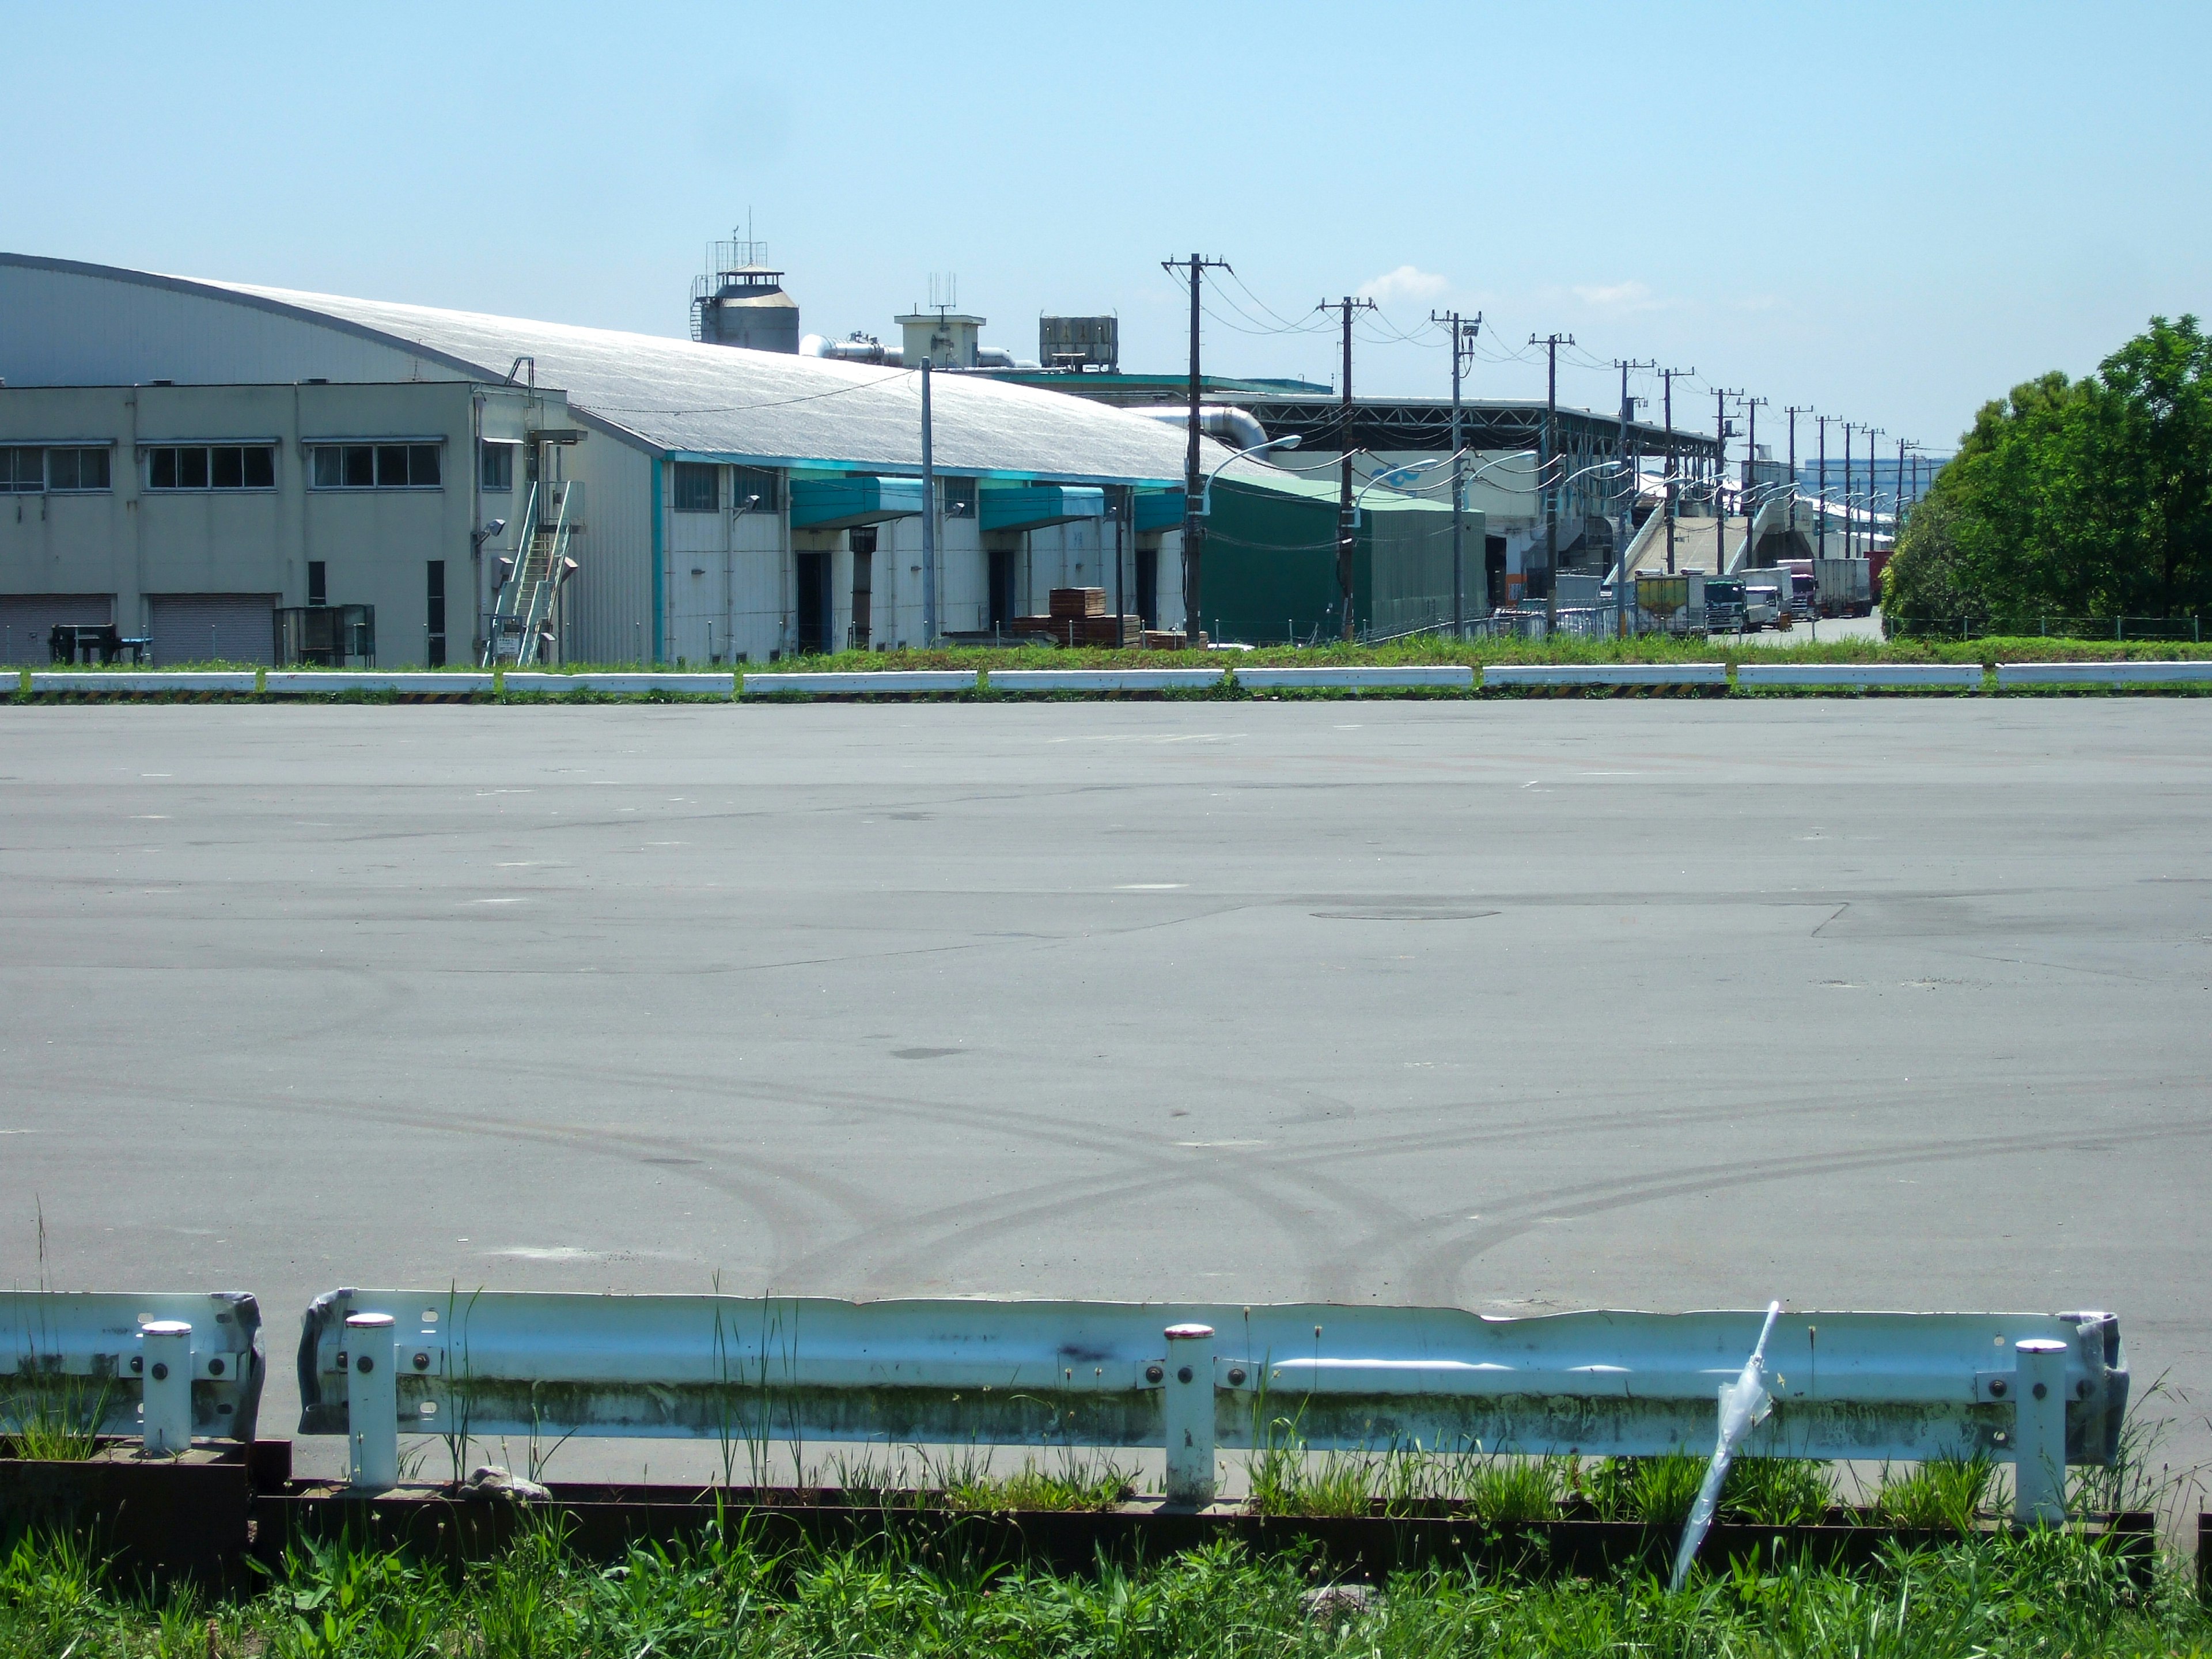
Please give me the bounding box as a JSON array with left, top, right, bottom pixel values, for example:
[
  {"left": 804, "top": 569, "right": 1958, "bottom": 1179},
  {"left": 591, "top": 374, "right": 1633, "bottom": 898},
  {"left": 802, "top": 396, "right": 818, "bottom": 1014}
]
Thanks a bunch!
[{"left": 1006, "top": 589, "right": 1150, "bottom": 646}]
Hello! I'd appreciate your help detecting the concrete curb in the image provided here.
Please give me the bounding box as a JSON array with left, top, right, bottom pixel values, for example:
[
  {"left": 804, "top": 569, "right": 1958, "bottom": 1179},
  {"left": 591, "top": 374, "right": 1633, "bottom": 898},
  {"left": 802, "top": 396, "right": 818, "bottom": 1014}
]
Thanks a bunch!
[
  {"left": 987, "top": 669, "right": 1226, "bottom": 692},
  {"left": 740, "top": 671, "right": 979, "bottom": 696},
  {"left": 1996, "top": 661, "right": 2212, "bottom": 687},
  {"left": 1483, "top": 664, "right": 1729, "bottom": 687},
  {"left": 1236, "top": 666, "right": 1475, "bottom": 691},
  {"left": 1734, "top": 663, "right": 1984, "bottom": 688}
]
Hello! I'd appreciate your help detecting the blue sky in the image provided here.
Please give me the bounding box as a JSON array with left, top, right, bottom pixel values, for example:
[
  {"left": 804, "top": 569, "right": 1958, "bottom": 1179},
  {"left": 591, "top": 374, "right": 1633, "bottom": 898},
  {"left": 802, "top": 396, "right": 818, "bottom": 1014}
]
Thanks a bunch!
[{"left": 7, "top": 1, "right": 2206, "bottom": 455}]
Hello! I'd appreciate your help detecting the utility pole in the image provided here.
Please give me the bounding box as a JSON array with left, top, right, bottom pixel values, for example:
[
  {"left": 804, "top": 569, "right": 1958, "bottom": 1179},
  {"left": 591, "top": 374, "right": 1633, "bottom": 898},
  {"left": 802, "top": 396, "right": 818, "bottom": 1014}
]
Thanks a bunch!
[
  {"left": 1431, "top": 308, "right": 1482, "bottom": 635},
  {"left": 1612, "top": 359, "right": 1653, "bottom": 635},
  {"left": 1866, "top": 426, "right": 1884, "bottom": 562},
  {"left": 1895, "top": 437, "right": 1913, "bottom": 539},
  {"left": 1815, "top": 415, "right": 1831, "bottom": 560},
  {"left": 919, "top": 357, "right": 936, "bottom": 644},
  {"left": 1784, "top": 406, "right": 1809, "bottom": 540},
  {"left": 1659, "top": 366, "right": 1693, "bottom": 575},
  {"left": 1162, "top": 253, "right": 1229, "bottom": 643},
  {"left": 1740, "top": 395, "right": 1767, "bottom": 569},
  {"left": 1712, "top": 388, "right": 1740, "bottom": 577},
  {"left": 1531, "top": 332, "right": 1574, "bottom": 631},
  {"left": 1840, "top": 422, "right": 1855, "bottom": 560},
  {"left": 1327, "top": 295, "right": 1378, "bottom": 639}
]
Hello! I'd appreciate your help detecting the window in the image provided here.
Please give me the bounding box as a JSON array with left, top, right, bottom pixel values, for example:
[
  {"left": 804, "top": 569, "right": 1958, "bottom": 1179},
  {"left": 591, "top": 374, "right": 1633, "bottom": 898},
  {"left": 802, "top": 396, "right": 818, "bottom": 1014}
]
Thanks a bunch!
[
  {"left": 47, "top": 448, "right": 111, "bottom": 491},
  {"left": 5, "top": 447, "right": 111, "bottom": 493},
  {"left": 733, "top": 466, "right": 779, "bottom": 512},
  {"left": 1, "top": 448, "right": 44, "bottom": 493},
  {"left": 145, "top": 445, "right": 276, "bottom": 491},
  {"left": 479, "top": 441, "right": 514, "bottom": 491},
  {"left": 305, "top": 442, "right": 442, "bottom": 489},
  {"left": 942, "top": 476, "right": 977, "bottom": 517},
  {"left": 672, "top": 461, "right": 719, "bottom": 513},
  {"left": 308, "top": 562, "right": 327, "bottom": 607}
]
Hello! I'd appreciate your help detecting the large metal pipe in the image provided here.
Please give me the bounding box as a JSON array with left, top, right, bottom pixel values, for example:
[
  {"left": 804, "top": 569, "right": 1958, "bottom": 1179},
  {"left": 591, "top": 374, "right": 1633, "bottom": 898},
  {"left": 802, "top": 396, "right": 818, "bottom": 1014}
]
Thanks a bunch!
[{"left": 1132, "top": 404, "right": 1268, "bottom": 454}]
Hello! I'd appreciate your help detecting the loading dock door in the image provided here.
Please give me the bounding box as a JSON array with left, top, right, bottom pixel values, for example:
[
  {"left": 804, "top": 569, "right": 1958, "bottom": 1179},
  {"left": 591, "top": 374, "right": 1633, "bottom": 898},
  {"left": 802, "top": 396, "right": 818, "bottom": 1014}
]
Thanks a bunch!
[
  {"left": 149, "top": 594, "right": 278, "bottom": 666},
  {"left": 0, "top": 594, "right": 113, "bottom": 664},
  {"left": 794, "top": 554, "right": 830, "bottom": 657}
]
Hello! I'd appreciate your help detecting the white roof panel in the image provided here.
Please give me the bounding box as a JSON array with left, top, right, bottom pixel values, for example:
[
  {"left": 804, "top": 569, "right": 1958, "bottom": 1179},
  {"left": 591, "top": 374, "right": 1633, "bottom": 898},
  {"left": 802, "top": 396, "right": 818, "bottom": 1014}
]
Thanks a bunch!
[{"left": 0, "top": 255, "right": 1222, "bottom": 487}]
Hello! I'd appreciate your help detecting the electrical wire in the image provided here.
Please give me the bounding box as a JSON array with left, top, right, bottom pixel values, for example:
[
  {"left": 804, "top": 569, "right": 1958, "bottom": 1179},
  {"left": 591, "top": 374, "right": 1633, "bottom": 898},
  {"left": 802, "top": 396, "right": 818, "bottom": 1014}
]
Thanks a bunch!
[{"left": 588, "top": 368, "right": 915, "bottom": 417}]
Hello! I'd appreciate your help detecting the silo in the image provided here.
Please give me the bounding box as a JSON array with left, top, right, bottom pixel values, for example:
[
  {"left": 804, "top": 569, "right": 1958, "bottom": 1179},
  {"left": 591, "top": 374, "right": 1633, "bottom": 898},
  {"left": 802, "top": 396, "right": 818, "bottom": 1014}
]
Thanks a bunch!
[{"left": 689, "top": 240, "right": 800, "bottom": 354}]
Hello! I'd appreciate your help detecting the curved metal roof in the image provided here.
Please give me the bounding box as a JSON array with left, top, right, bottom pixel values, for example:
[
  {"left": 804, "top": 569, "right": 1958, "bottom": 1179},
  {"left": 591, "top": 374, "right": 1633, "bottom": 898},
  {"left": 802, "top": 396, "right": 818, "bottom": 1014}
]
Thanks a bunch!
[{"left": 0, "top": 253, "right": 1226, "bottom": 487}]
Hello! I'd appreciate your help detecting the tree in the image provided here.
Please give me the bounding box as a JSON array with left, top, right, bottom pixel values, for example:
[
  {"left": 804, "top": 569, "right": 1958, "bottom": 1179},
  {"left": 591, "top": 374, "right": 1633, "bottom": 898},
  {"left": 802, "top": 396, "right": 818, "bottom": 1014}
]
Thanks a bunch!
[{"left": 1884, "top": 317, "right": 2212, "bottom": 631}]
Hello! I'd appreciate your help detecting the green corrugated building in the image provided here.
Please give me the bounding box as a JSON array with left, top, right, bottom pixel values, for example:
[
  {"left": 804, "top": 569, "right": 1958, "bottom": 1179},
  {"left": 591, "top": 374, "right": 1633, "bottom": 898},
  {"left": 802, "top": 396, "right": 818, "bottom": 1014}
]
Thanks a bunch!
[{"left": 1195, "top": 470, "right": 1485, "bottom": 644}]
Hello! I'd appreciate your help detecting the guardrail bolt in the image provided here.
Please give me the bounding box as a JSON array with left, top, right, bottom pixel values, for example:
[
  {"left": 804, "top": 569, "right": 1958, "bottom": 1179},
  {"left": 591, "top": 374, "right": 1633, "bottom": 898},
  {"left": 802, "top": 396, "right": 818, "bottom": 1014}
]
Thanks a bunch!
[
  {"left": 1161, "top": 1322, "right": 1216, "bottom": 1508},
  {"left": 139, "top": 1320, "right": 193, "bottom": 1456},
  {"left": 2012, "top": 1338, "right": 2069, "bottom": 1528},
  {"left": 344, "top": 1312, "right": 400, "bottom": 1493}
]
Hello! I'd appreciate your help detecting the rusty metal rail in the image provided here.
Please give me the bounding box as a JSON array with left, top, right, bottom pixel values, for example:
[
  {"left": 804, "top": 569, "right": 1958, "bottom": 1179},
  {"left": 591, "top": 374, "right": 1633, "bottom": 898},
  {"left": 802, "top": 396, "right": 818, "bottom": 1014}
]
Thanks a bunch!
[{"left": 297, "top": 1292, "right": 2126, "bottom": 1525}]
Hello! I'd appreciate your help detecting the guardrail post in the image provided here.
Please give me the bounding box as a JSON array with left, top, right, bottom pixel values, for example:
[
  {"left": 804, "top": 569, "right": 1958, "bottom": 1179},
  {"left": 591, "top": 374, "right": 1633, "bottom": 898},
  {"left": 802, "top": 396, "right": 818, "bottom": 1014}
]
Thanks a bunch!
[
  {"left": 344, "top": 1312, "right": 399, "bottom": 1493},
  {"left": 139, "top": 1320, "right": 193, "bottom": 1455},
  {"left": 1162, "top": 1321, "right": 1216, "bottom": 1507},
  {"left": 2013, "top": 1338, "right": 2069, "bottom": 1527}
]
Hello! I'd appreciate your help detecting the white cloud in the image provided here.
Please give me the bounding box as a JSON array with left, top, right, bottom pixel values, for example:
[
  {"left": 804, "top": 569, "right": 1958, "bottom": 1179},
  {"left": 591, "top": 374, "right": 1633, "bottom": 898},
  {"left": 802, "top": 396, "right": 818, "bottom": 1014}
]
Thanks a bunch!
[
  {"left": 1358, "top": 265, "right": 1449, "bottom": 305},
  {"left": 1571, "top": 280, "right": 1662, "bottom": 312}
]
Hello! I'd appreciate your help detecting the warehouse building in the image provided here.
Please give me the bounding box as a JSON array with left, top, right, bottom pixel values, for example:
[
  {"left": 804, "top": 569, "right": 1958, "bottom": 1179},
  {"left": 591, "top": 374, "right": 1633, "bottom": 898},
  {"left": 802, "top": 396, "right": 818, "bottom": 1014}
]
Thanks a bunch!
[{"left": 0, "top": 254, "right": 1218, "bottom": 666}]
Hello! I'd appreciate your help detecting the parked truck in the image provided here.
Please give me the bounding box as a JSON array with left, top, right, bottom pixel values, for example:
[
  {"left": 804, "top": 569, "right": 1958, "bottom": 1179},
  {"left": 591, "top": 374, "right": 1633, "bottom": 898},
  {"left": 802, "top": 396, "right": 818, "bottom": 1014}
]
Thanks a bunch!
[{"left": 1814, "top": 557, "right": 1872, "bottom": 616}]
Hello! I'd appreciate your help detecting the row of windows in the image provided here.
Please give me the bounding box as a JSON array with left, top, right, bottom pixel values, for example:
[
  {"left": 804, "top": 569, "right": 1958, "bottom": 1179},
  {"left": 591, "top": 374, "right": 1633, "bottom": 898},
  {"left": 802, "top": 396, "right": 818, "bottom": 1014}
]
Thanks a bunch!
[
  {"left": 672, "top": 463, "right": 785, "bottom": 514},
  {"left": 149, "top": 445, "right": 278, "bottom": 491},
  {"left": 308, "top": 443, "right": 442, "bottom": 490},
  {"left": 2, "top": 442, "right": 441, "bottom": 493},
  {"left": 1, "top": 446, "right": 114, "bottom": 493}
]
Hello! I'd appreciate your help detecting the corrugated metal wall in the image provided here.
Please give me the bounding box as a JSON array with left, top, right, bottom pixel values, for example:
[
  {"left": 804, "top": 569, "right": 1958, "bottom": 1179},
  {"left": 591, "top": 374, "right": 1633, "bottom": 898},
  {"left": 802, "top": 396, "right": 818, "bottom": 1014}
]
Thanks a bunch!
[{"left": 555, "top": 439, "right": 655, "bottom": 665}]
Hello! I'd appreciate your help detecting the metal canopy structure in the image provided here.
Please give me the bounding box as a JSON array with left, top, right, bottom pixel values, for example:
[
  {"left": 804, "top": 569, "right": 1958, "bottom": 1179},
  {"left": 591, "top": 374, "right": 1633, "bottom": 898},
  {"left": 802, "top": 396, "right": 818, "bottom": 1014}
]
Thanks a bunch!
[{"left": 1232, "top": 396, "right": 1713, "bottom": 464}]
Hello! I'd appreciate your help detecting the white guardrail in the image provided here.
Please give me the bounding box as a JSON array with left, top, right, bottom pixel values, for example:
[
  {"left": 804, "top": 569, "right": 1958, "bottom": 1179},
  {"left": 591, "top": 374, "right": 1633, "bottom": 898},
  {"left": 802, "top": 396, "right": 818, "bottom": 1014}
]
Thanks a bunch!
[
  {"left": 1997, "top": 660, "right": 2212, "bottom": 687},
  {"left": 297, "top": 1292, "right": 2124, "bottom": 1524},
  {"left": 1484, "top": 664, "right": 1729, "bottom": 688},
  {"left": 740, "top": 671, "right": 978, "bottom": 696},
  {"left": 262, "top": 672, "right": 495, "bottom": 695},
  {"left": 1735, "top": 664, "right": 1985, "bottom": 689},
  {"left": 1, "top": 1291, "right": 267, "bottom": 1450},
  {"left": 1237, "top": 666, "right": 1475, "bottom": 691},
  {"left": 25, "top": 672, "right": 260, "bottom": 693},
  {"left": 497, "top": 673, "right": 733, "bottom": 696},
  {"left": 987, "top": 669, "right": 1225, "bottom": 692}
]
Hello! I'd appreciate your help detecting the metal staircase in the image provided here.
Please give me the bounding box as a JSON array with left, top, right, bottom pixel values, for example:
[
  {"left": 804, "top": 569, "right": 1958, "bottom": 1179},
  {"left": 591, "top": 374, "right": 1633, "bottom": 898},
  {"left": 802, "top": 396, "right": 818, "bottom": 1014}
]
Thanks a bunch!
[{"left": 481, "top": 481, "right": 578, "bottom": 666}]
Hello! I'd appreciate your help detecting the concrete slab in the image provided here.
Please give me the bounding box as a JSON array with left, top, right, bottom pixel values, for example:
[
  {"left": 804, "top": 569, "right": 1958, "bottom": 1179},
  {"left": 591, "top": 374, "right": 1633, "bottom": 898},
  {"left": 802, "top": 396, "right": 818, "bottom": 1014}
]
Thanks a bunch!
[{"left": 1, "top": 699, "right": 2206, "bottom": 1486}]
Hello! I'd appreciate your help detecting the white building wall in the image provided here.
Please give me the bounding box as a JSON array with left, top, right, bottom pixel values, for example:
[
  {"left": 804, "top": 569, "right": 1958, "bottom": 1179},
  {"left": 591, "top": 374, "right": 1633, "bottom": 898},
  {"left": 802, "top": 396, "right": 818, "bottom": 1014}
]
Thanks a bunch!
[{"left": 0, "top": 381, "right": 497, "bottom": 666}]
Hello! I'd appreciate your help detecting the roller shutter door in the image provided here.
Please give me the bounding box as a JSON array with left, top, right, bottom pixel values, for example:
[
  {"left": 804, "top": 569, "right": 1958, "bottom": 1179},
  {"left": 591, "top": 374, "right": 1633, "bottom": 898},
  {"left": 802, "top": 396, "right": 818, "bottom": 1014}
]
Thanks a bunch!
[
  {"left": 149, "top": 594, "right": 278, "bottom": 666},
  {"left": 0, "top": 593, "right": 113, "bottom": 664}
]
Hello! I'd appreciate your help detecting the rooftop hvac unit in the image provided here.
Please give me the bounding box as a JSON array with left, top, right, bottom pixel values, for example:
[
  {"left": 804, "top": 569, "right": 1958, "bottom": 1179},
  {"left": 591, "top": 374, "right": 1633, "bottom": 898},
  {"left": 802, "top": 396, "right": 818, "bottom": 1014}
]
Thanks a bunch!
[{"left": 1040, "top": 315, "right": 1118, "bottom": 372}]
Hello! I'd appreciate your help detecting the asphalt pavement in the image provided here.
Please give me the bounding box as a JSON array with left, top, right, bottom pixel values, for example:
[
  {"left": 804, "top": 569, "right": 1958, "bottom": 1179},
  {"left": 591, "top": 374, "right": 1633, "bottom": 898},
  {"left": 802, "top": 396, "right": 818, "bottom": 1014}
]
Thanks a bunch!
[{"left": 3, "top": 698, "right": 2207, "bottom": 1484}]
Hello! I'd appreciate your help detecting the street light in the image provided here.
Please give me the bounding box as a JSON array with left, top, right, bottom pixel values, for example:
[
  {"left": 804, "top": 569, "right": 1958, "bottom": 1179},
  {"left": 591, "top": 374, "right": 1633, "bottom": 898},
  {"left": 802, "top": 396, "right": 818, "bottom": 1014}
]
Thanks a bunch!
[{"left": 1200, "top": 434, "right": 1301, "bottom": 516}]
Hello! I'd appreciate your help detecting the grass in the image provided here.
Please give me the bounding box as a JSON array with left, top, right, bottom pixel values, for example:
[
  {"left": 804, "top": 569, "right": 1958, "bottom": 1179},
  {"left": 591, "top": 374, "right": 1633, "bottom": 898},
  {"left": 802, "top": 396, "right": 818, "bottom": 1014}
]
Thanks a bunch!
[
  {"left": 1, "top": 1518, "right": 2206, "bottom": 1658},
  {"left": 12, "top": 628, "right": 2211, "bottom": 698},
  {"left": 823, "top": 1448, "right": 1137, "bottom": 1513},
  {"left": 1876, "top": 1455, "right": 2001, "bottom": 1535},
  {"left": 0, "top": 1376, "right": 112, "bottom": 1463}
]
